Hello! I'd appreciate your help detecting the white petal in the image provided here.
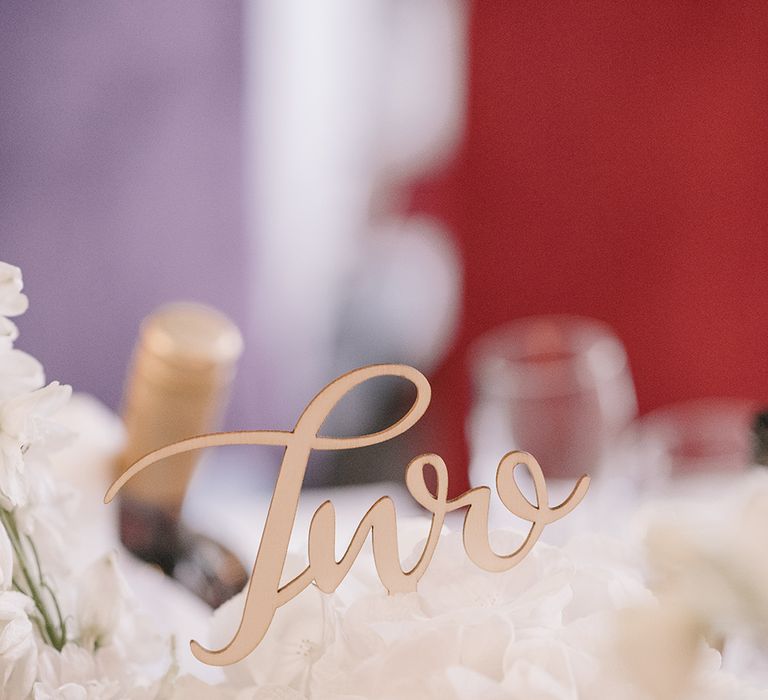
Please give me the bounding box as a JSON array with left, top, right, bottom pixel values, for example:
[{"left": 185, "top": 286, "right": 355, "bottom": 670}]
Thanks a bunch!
[
  {"left": 0, "top": 318, "right": 19, "bottom": 351},
  {"left": 0, "top": 349, "right": 45, "bottom": 400},
  {"left": 0, "top": 262, "right": 28, "bottom": 318},
  {"left": 0, "top": 523, "right": 12, "bottom": 590}
]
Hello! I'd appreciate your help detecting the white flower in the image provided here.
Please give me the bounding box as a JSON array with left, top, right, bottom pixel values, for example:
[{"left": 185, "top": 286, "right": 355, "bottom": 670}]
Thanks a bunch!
[
  {"left": 0, "top": 349, "right": 45, "bottom": 402},
  {"left": 69, "top": 553, "right": 169, "bottom": 688},
  {"left": 159, "top": 675, "right": 235, "bottom": 700},
  {"left": 23, "top": 554, "right": 170, "bottom": 700},
  {"left": 0, "top": 381, "right": 72, "bottom": 454},
  {"left": 0, "top": 317, "right": 19, "bottom": 352},
  {"left": 606, "top": 472, "right": 768, "bottom": 700},
  {"left": 33, "top": 641, "right": 163, "bottom": 700},
  {"left": 13, "top": 463, "right": 75, "bottom": 577},
  {"left": 0, "top": 263, "right": 28, "bottom": 318},
  {"left": 75, "top": 553, "right": 131, "bottom": 652},
  {"left": 34, "top": 644, "right": 122, "bottom": 700},
  {"left": 417, "top": 531, "right": 575, "bottom": 629},
  {"left": 645, "top": 472, "right": 768, "bottom": 640},
  {"left": 180, "top": 681, "right": 306, "bottom": 700},
  {"left": 501, "top": 638, "right": 584, "bottom": 700},
  {"left": 0, "top": 381, "right": 71, "bottom": 508},
  {"left": 691, "top": 668, "right": 768, "bottom": 700},
  {"left": 235, "top": 688, "right": 307, "bottom": 700},
  {"left": 302, "top": 529, "right": 653, "bottom": 700},
  {"left": 157, "top": 675, "right": 305, "bottom": 700},
  {"left": 0, "top": 590, "right": 37, "bottom": 699},
  {"left": 559, "top": 534, "right": 653, "bottom": 622}
]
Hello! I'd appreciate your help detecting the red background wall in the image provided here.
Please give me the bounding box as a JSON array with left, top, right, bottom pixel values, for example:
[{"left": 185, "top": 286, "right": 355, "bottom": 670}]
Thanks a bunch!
[{"left": 413, "top": 1, "right": 768, "bottom": 493}]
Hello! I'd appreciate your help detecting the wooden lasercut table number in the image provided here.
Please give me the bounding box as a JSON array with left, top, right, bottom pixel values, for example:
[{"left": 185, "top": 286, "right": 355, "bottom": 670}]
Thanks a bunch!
[{"left": 105, "top": 364, "right": 590, "bottom": 666}]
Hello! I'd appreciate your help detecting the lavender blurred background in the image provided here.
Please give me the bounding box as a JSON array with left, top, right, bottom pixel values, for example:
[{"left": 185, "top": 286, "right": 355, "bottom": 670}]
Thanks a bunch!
[
  {"left": 1, "top": 0, "right": 464, "bottom": 455},
  {"left": 0, "top": 1, "right": 250, "bottom": 417}
]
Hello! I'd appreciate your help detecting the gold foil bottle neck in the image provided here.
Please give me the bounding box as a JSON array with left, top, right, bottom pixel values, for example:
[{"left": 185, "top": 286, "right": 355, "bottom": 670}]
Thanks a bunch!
[
  {"left": 118, "top": 302, "right": 243, "bottom": 512},
  {"left": 136, "top": 302, "right": 243, "bottom": 391},
  {"left": 141, "top": 302, "right": 243, "bottom": 367}
]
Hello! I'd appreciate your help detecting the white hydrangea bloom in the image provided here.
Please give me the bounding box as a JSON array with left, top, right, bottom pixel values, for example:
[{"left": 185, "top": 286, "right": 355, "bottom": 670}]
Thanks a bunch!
[
  {"left": 210, "top": 554, "right": 331, "bottom": 694},
  {"left": 303, "top": 530, "right": 651, "bottom": 700}
]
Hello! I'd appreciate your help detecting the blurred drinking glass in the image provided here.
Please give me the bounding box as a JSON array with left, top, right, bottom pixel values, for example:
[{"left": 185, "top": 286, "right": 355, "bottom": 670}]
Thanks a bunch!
[
  {"left": 468, "top": 316, "right": 637, "bottom": 487},
  {"left": 621, "top": 398, "right": 758, "bottom": 498}
]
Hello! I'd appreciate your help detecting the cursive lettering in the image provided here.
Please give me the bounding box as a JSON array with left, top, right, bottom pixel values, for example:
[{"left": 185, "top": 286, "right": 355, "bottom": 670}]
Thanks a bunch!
[{"left": 105, "top": 364, "right": 589, "bottom": 666}]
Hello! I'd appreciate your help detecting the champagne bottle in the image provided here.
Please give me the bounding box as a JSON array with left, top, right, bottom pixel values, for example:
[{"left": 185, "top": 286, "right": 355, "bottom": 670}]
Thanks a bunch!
[{"left": 116, "top": 303, "right": 248, "bottom": 608}]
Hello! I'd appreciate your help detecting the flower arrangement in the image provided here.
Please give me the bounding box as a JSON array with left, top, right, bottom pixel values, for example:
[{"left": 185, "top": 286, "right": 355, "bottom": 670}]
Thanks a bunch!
[
  {"left": 0, "top": 259, "right": 766, "bottom": 699},
  {"left": 0, "top": 262, "right": 182, "bottom": 699}
]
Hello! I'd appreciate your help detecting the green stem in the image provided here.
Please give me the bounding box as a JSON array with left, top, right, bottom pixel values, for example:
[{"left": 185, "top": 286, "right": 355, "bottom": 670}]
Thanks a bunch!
[
  {"left": 26, "top": 533, "right": 66, "bottom": 642},
  {"left": 43, "top": 579, "right": 66, "bottom": 643},
  {"left": 0, "top": 508, "right": 66, "bottom": 650}
]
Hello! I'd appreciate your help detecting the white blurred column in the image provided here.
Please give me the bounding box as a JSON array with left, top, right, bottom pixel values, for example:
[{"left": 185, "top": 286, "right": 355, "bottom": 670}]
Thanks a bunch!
[{"left": 244, "top": 0, "right": 466, "bottom": 428}]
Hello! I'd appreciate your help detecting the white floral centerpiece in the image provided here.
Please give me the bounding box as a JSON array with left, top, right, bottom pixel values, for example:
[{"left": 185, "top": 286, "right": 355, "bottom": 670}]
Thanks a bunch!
[
  {"left": 0, "top": 262, "right": 172, "bottom": 699},
  {"left": 0, "top": 259, "right": 767, "bottom": 699}
]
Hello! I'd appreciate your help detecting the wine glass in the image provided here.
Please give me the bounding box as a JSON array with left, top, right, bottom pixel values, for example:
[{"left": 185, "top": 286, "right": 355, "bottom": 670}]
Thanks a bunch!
[
  {"left": 620, "top": 398, "right": 759, "bottom": 498},
  {"left": 468, "top": 315, "right": 638, "bottom": 488}
]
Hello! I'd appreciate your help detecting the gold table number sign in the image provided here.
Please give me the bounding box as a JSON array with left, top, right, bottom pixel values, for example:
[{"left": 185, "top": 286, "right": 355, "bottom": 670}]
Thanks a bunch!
[{"left": 106, "top": 364, "right": 590, "bottom": 666}]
